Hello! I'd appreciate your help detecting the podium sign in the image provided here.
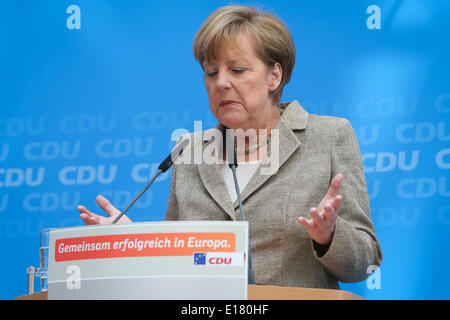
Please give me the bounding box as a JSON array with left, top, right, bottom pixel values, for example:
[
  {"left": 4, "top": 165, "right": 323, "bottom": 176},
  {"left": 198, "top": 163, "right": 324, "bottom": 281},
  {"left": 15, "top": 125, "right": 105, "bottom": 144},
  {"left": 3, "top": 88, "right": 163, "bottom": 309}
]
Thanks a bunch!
[{"left": 48, "top": 221, "right": 249, "bottom": 299}]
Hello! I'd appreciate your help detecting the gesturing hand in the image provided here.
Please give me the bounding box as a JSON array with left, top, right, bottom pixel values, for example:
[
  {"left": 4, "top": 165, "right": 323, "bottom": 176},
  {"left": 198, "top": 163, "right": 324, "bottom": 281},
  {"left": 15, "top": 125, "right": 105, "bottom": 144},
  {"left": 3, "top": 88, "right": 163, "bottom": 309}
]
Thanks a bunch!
[
  {"left": 298, "top": 173, "right": 344, "bottom": 245},
  {"left": 78, "top": 195, "right": 132, "bottom": 225}
]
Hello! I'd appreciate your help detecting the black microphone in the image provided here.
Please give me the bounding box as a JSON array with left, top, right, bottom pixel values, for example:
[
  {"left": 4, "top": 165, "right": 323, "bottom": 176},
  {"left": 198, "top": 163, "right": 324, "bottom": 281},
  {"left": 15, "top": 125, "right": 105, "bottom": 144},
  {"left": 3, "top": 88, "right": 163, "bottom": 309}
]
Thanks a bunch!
[
  {"left": 112, "top": 139, "right": 189, "bottom": 224},
  {"left": 225, "top": 129, "right": 256, "bottom": 284}
]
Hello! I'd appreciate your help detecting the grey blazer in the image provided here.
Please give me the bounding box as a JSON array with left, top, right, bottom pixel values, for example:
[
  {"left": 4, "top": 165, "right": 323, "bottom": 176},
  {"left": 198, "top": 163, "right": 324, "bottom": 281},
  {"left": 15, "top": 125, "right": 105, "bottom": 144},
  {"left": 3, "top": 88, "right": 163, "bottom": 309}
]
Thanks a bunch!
[{"left": 165, "top": 100, "right": 382, "bottom": 289}]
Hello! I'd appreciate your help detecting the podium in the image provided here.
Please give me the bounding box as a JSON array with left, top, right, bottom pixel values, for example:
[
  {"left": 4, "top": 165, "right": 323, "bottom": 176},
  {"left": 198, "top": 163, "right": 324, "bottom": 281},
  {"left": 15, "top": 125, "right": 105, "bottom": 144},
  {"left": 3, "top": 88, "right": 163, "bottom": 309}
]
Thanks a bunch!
[
  {"left": 16, "top": 221, "right": 364, "bottom": 300},
  {"left": 15, "top": 285, "right": 364, "bottom": 300}
]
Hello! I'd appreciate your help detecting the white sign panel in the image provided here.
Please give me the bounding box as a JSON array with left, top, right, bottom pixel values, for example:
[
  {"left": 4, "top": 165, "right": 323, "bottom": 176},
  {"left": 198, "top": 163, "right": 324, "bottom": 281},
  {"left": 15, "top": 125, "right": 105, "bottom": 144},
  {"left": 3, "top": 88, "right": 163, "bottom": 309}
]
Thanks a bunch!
[{"left": 47, "top": 221, "right": 249, "bottom": 300}]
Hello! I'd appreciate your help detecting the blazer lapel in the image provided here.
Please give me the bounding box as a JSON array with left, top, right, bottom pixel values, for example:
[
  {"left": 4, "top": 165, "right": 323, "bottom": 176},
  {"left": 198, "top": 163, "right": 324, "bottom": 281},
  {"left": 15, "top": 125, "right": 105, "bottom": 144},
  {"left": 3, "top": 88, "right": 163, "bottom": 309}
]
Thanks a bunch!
[
  {"left": 233, "top": 101, "right": 308, "bottom": 210},
  {"left": 197, "top": 100, "right": 309, "bottom": 218},
  {"left": 197, "top": 163, "right": 237, "bottom": 219},
  {"left": 197, "top": 127, "right": 237, "bottom": 220}
]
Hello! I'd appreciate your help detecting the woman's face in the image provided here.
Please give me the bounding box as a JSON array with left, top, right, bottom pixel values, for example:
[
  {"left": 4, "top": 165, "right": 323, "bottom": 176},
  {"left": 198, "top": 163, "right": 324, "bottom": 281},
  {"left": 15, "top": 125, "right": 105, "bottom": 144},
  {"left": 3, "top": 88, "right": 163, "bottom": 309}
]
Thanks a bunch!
[{"left": 202, "top": 33, "right": 282, "bottom": 131}]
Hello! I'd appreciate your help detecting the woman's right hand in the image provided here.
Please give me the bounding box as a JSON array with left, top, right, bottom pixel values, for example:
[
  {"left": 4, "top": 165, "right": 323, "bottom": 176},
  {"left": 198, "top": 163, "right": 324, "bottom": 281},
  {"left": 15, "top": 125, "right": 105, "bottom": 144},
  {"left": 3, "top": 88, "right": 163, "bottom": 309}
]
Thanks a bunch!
[{"left": 78, "top": 195, "right": 133, "bottom": 225}]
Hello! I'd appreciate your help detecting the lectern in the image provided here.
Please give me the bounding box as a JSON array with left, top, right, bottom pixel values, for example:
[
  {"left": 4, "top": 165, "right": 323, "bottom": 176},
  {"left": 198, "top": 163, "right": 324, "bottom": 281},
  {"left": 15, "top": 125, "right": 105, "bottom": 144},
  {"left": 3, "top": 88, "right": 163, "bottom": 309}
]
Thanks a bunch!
[
  {"left": 15, "top": 286, "right": 364, "bottom": 300},
  {"left": 15, "top": 221, "right": 364, "bottom": 300}
]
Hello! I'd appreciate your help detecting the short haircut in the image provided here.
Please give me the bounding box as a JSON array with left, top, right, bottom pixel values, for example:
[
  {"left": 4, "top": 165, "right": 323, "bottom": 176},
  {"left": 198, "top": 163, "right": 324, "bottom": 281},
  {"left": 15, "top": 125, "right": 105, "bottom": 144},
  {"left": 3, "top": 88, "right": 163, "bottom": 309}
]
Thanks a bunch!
[{"left": 193, "top": 5, "right": 296, "bottom": 104}]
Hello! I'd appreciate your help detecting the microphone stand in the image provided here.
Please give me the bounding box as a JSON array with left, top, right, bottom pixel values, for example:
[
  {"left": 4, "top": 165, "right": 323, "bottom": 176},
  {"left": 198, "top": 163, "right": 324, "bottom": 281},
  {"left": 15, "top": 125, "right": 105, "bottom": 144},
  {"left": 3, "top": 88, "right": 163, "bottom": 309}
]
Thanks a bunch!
[
  {"left": 226, "top": 130, "right": 256, "bottom": 284},
  {"left": 112, "top": 139, "right": 189, "bottom": 224},
  {"left": 112, "top": 169, "right": 162, "bottom": 224}
]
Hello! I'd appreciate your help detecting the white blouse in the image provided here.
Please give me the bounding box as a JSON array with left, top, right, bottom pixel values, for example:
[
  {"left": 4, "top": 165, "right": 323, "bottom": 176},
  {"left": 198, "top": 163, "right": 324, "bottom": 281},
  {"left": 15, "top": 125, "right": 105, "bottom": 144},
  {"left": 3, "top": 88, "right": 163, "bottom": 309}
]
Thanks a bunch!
[{"left": 219, "top": 159, "right": 262, "bottom": 204}]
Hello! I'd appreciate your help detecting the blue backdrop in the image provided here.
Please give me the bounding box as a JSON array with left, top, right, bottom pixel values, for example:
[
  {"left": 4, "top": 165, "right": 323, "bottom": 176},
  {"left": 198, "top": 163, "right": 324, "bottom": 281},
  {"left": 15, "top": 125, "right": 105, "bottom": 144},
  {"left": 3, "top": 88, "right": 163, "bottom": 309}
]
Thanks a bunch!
[{"left": 1, "top": 0, "right": 449, "bottom": 300}]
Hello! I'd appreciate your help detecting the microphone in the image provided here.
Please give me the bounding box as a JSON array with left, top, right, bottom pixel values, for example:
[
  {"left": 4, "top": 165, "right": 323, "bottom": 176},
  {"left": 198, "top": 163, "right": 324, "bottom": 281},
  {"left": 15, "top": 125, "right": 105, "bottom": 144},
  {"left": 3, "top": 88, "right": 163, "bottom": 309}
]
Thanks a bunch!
[
  {"left": 112, "top": 139, "right": 189, "bottom": 224},
  {"left": 226, "top": 129, "right": 256, "bottom": 284}
]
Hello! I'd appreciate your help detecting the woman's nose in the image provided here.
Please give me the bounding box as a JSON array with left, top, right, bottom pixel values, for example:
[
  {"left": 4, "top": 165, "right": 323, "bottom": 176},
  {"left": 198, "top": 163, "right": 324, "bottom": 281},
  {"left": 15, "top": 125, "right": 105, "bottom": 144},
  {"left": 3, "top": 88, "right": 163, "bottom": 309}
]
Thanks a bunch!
[{"left": 216, "top": 70, "right": 232, "bottom": 90}]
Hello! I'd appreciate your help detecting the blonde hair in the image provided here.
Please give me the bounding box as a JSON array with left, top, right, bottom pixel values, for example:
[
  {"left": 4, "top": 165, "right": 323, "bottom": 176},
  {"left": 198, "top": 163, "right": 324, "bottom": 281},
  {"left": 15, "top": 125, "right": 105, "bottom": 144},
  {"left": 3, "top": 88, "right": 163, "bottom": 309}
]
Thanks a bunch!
[{"left": 193, "top": 5, "right": 296, "bottom": 104}]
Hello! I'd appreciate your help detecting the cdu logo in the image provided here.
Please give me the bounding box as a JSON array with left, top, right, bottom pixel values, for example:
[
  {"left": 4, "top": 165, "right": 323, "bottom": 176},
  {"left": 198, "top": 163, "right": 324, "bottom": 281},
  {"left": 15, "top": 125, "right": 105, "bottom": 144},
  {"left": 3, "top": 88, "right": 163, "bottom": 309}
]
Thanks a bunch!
[{"left": 193, "top": 253, "right": 206, "bottom": 265}]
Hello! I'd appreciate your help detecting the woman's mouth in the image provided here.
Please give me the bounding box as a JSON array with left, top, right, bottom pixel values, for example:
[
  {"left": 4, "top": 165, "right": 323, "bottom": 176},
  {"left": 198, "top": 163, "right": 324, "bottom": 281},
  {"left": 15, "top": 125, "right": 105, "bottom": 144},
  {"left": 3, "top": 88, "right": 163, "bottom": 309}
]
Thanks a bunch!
[{"left": 220, "top": 100, "right": 239, "bottom": 107}]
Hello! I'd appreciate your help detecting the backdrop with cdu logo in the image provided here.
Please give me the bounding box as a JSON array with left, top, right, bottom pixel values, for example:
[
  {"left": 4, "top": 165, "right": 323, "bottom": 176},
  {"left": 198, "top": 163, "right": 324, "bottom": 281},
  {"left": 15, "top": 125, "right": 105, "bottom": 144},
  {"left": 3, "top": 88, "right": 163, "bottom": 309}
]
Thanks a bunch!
[{"left": 1, "top": 1, "right": 449, "bottom": 300}]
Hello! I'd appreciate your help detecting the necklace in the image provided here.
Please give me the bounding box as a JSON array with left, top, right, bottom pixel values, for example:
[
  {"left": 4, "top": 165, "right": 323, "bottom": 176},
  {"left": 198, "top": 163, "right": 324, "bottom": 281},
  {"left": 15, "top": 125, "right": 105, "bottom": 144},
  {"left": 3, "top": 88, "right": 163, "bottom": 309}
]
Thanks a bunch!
[
  {"left": 234, "top": 106, "right": 283, "bottom": 155},
  {"left": 235, "top": 133, "right": 271, "bottom": 154}
]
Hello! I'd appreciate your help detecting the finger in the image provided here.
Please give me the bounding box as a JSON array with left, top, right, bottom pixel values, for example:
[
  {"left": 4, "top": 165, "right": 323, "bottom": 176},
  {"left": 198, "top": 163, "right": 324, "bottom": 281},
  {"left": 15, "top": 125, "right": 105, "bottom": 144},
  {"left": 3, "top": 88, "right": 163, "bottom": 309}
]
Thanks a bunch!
[
  {"left": 80, "top": 213, "right": 98, "bottom": 225},
  {"left": 298, "top": 217, "right": 315, "bottom": 230},
  {"left": 78, "top": 205, "right": 102, "bottom": 225},
  {"left": 79, "top": 213, "right": 91, "bottom": 225},
  {"left": 326, "top": 173, "right": 344, "bottom": 199},
  {"left": 96, "top": 195, "right": 120, "bottom": 217},
  {"left": 79, "top": 209, "right": 101, "bottom": 224},
  {"left": 322, "top": 202, "right": 335, "bottom": 221},
  {"left": 310, "top": 207, "right": 324, "bottom": 225},
  {"left": 77, "top": 205, "right": 96, "bottom": 218},
  {"left": 331, "top": 195, "right": 342, "bottom": 216},
  {"left": 77, "top": 205, "right": 90, "bottom": 215}
]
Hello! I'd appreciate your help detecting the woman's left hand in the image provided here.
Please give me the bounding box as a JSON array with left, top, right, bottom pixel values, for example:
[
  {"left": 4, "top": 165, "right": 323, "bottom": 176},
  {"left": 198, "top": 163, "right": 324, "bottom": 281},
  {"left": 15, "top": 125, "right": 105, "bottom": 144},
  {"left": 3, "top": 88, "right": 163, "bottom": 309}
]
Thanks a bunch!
[{"left": 298, "top": 173, "right": 344, "bottom": 245}]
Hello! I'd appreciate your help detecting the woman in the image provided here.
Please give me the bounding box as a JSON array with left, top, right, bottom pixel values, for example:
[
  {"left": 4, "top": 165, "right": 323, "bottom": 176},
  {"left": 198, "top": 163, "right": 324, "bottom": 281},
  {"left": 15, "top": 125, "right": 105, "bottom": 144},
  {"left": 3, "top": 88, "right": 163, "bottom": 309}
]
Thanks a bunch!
[{"left": 79, "top": 5, "right": 382, "bottom": 289}]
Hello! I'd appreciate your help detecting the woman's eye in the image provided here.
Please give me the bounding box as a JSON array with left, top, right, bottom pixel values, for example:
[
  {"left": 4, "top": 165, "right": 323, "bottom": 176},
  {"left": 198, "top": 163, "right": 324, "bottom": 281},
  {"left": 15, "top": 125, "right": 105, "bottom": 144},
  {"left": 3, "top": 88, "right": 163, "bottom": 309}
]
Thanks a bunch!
[{"left": 205, "top": 69, "right": 244, "bottom": 77}]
